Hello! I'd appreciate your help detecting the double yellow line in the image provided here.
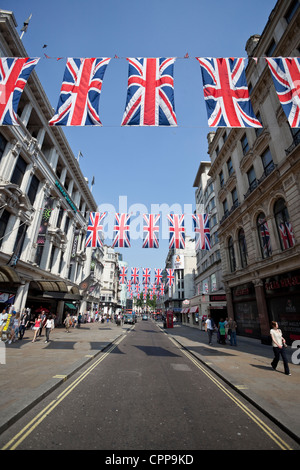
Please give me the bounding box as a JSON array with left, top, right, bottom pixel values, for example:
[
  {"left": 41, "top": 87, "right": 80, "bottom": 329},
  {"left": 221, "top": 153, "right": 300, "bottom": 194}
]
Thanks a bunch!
[
  {"left": 2, "top": 335, "right": 126, "bottom": 450},
  {"left": 167, "top": 336, "right": 294, "bottom": 451}
]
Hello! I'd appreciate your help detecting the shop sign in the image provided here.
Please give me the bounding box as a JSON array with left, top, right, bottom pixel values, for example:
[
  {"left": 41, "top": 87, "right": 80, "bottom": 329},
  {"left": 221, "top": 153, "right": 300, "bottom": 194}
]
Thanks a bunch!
[
  {"left": 232, "top": 283, "right": 255, "bottom": 301},
  {"left": 265, "top": 270, "right": 300, "bottom": 293},
  {"left": 210, "top": 294, "right": 227, "bottom": 302}
]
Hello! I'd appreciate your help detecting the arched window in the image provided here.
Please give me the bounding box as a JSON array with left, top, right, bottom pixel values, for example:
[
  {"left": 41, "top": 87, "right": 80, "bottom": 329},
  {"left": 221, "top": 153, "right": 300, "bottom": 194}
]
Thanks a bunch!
[
  {"left": 228, "top": 237, "right": 236, "bottom": 272},
  {"left": 274, "top": 198, "right": 295, "bottom": 250},
  {"left": 238, "top": 228, "right": 247, "bottom": 268},
  {"left": 257, "top": 213, "right": 272, "bottom": 258}
]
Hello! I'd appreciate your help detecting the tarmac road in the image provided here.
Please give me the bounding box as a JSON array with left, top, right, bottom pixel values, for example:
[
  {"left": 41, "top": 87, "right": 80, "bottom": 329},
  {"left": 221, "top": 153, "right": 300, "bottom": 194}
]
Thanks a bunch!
[{"left": 0, "top": 319, "right": 299, "bottom": 451}]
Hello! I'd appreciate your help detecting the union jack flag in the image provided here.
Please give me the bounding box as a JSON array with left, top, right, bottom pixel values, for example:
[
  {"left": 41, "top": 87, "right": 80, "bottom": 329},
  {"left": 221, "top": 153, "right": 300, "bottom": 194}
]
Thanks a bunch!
[
  {"left": 192, "top": 213, "right": 211, "bottom": 251},
  {"left": 0, "top": 57, "right": 39, "bottom": 125},
  {"left": 85, "top": 212, "right": 106, "bottom": 248},
  {"left": 142, "top": 268, "right": 151, "bottom": 285},
  {"left": 142, "top": 214, "right": 160, "bottom": 248},
  {"left": 121, "top": 57, "right": 177, "bottom": 126},
  {"left": 154, "top": 268, "right": 162, "bottom": 285},
  {"left": 119, "top": 266, "right": 128, "bottom": 284},
  {"left": 112, "top": 213, "right": 131, "bottom": 248},
  {"left": 266, "top": 58, "right": 300, "bottom": 128},
  {"left": 135, "top": 283, "right": 140, "bottom": 294},
  {"left": 279, "top": 222, "right": 295, "bottom": 250},
  {"left": 167, "top": 214, "right": 185, "bottom": 249},
  {"left": 131, "top": 267, "right": 140, "bottom": 284},
  {"left": 49, "top": 57, "right": 110, "bottom": 126},
  {"left": 196, "top": 57, "right": 262, "bottom": 128},
  {"left": 160, "top": 283, "right": 165, "bottom": 295},
  {"left": 258, "top": 217, "right": 272, "bottom": 257},
  {"left": 166, "top": 269, "right": 175, "bottom": 287},
  {"left": 149, "top": 291, "right": 153, "bottom": 300}
]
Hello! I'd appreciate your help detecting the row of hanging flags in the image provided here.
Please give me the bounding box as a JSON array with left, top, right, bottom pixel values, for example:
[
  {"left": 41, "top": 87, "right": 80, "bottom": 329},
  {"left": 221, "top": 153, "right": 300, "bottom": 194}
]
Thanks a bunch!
[
  {"left": 1, "top": 56, "right": 300, "bottom": 127},
  {"left": 120, "top": 267, "right": 174, "bottom": 299},
  {"left": 85, "top": 212, "right": 211, "bottom": 251}
]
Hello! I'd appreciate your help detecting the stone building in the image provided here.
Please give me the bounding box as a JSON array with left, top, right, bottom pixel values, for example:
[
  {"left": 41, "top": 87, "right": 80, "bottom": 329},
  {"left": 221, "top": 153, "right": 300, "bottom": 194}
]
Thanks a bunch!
[
  {"left": 0, "top": 10, "right": 99, "bottom": 322},
  {"left": 207, "top": 0, "right": 300, "bottom": 343}
]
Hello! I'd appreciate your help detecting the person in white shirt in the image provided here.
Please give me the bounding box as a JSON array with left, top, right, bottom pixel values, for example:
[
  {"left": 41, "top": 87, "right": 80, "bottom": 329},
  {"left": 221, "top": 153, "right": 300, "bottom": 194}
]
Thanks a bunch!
[
  {"left": 270, "top": 321, "right": 290, "bottom": 376},
  {"left": 205, "top": 315, "right": 215, "bottom": 345},
  {"left": 45, "top": 314, "right": 55, "bottom": 343}
]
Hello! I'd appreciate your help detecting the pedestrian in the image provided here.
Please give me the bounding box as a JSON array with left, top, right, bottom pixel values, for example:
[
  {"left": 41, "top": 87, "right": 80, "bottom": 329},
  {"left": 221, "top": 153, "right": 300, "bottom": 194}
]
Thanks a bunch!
[
  {"left": 270, "top": 321, "right": 291, "bottom": 376},
  {"left": 32, "top": 315, "right": 42, "bottom": 342},
  {"left": 228, "top": 317, "right": 237, "bottom": 346},
  {"left": 77, "top": 313, "right": 82, "bottom": 328},
  {"left": 205, "top": 315, "right": 215, "bottom": 345},
  {"left": 9, "top": 312, "right": 20, "bottom": 343},
  {"left": 19, "top": 310, "right": 30, "bottom": 340},
  {"left": 64, "top": 313, "right": 72, "bottom": 333},
  {"left": 0, "top": 309, "right": 8, "bottom": 340},
  {"left": 218, "top": 318, "right": 226, "bottom": 344},
  {"left": 38, "top": 310, "right": 47, "bottom": 337},
  {"left": 45, "top": 314, "right": 55, "bottom": 343}
]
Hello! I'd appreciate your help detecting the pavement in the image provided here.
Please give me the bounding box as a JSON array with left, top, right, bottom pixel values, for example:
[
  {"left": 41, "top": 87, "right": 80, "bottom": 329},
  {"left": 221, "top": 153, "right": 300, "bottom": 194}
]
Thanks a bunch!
[{"left": 0, "top": 319, "right": 299, "bottom": 445}]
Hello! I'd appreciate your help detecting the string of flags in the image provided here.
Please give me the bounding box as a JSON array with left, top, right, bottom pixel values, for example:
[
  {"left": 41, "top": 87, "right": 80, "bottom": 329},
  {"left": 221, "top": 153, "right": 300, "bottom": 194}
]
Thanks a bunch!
[
  {"left": 85, "top": 212, "right": 211, "bottom": 251},
  {"left": 1, "top": 56, "right": 300, "bottom": 128},
  {"left": 119, "top": 267, "right": 175, "bottom": 299}
]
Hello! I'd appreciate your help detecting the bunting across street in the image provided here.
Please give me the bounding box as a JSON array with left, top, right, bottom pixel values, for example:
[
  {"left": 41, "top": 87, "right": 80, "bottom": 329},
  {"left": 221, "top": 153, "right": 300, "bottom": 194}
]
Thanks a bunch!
[
  {"left": 167, "top": 214, "right": 185, "bottom": 249},
  {"left": 192, "top": 213, "right": 211, "bottom": 251},
  {"left": 2, "top": 56, "right": 300, "bottom": 128},
  {"left": 131, "top": 267, "right": 140, "bottom": 284},
  {"left": 85, "top": 212, "right": 106, "bottom": 248},
  {"left": 142, "top": 214, "right": 160, "bottom": 248},
  {"left": 112, "top": 213, "right": 131, "bottom": 248}
]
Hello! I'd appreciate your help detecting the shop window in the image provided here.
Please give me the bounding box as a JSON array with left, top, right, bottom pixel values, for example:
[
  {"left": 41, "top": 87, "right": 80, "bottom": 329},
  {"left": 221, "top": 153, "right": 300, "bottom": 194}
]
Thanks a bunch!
[
  {"left": 238, "top": 228, "right": 248, "bottom": 268},
  {"left": 274, "top": 198, "right": 295, "bottom": 250},
  {"left": 228, "top": 237, "right": 236, "bottom": 272},
  {"left": 257, "top": 213, "right": 272, "bottom": 258}
]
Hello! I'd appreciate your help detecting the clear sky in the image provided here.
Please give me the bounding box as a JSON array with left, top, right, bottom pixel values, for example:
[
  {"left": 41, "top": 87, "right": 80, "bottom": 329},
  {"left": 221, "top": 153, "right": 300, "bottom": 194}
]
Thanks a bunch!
[{"left": 5, "top": 0, "right": 276, "bottom": 280}]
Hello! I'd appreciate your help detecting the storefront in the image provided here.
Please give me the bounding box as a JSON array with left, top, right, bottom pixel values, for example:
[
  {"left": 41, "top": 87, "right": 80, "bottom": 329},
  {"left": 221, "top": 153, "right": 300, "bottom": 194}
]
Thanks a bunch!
[
  {"left": 232, "top": 283, "right": 261, "bottom": 338},
  {"left": 264, "top": 269, "right": 300, "bottom": 345},
  {"left": 209, "top": 294, "right": 227, "bottom": 324}
]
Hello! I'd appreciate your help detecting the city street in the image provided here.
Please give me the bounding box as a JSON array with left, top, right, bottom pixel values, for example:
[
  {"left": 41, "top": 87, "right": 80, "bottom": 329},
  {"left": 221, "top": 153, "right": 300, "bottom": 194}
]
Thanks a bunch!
[{"left": 0, "top": 319, "right": 298, "bottom": 452}]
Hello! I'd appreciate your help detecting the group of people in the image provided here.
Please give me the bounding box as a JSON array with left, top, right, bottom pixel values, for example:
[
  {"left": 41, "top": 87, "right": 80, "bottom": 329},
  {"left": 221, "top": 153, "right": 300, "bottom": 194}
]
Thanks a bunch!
[
  {"left": 0, "top": 307, "right": 56, "bottom": 344},
  {"left": 205, "top": 315, "right": 237, "bottom": 346},
  {"left": 205, "top": 315, "right": 291, "bottom": 376}
]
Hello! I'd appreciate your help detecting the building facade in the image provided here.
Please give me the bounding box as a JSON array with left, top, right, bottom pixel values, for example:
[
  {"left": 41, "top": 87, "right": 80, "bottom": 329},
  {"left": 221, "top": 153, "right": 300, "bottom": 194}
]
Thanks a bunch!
[
  {"left": 0, "top": 10, "right": 99, "bottom": 323},
  {"left": 189, "top": 160, "right": 226, "bottom": 329},
  {"left": 207, "top": 0, "right": 300, "bottom": 344}
]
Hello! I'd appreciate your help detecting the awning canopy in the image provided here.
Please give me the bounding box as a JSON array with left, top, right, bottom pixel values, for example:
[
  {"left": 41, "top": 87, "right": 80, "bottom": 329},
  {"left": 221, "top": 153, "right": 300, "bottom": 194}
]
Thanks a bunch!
[
  {"left": 31, "top": 280, "right": 69, "bottom": 293},
  {"left": 65, "top": 302, "right": 77, "bottom": 310},
  {"left": 181, "top": 308, "right": 190, "bottom": 313},
  {"left": 190, "top": 306, "right": 199, "bottom": 313},
  {"left": 0, "top": 266, "right": 21, "bottom": 284}
]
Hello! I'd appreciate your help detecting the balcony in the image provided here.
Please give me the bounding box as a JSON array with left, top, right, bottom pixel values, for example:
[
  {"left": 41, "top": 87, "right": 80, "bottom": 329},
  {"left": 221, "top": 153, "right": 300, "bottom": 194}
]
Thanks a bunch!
[{"left": 244, "top": 162, "right": 277, "bottom": 200}]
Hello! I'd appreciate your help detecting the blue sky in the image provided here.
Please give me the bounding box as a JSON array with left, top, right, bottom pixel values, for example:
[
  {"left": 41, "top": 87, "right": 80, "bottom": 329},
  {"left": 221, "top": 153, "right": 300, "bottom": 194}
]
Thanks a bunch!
[{"left": 6, "top": 0, "right": 276, "bottom": 278}]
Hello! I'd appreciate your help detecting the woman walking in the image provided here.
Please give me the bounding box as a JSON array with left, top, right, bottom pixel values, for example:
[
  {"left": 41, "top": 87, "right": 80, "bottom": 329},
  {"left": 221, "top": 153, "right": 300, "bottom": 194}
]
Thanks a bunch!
[
  {"left": 32, "top": 315, "right": 42, "bottom": 342},
  {"left": 45, "top": 314, "right": 55, "bottom": 343},
  {"left": 270, "top": 321, "right": 291, "bottom": 376}
]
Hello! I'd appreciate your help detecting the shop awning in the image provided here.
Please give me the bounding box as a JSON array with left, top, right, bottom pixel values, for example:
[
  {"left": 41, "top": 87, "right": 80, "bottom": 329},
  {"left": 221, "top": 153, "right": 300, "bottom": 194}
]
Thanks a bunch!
[
  {"left": 0, "top": 266, "right": 21, "bottom": 284},
  {"left": 190, "top": 306, "right": 199, "bottom": 313},
  {"left": 31, "top": 280, "right": 69, "bottom": 292},
  {"left": 65, "top": 302, "right": 77, "bottom": 310},
  {"left": 181, "top": 308, "right": 190, "bottom": 313}
]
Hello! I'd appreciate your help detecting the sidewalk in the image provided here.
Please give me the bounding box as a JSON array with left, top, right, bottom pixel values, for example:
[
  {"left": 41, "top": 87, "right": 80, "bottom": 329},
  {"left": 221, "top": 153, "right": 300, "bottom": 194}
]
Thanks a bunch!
[
  {"left": 0, "top": 320, "right": 299, "bottom": 445},
  {"left": 0, "top": 320, "right": 128, "bottom": 434},
  {"left": 160, "top": 322, "right": 300, "bottom": 443}
]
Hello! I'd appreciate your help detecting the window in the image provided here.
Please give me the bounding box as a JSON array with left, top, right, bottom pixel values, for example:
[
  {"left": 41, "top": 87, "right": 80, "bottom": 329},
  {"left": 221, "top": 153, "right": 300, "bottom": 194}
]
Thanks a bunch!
[
  {"left": 238, "top": 228, "right": 247, "bottom": 268},
  {"left": 223, "top": 199, "right": 229, "bottom": 217},
  {"left": 11, "top": 155, "right": 27, "bottom": 187},
  {"left": 285, "top": 0, "right": 299, "bottom": 23},
  {"left": 0, "top": 210, "right": 10, "bottom": 249},
  {"left": 247, "top": 166, "right": 257, "bottom": 191},
  {"left": 241, "top": 134, "right": 249, "bottom": 155},
  {"left": 261, "top": 147, "right": 274, "bottom": 175},
  {"left": 0, "top": 133, "right": 8, "bottom": 163},
  {"left": 56, "top": 208, "right": 64, "bottom": 228},
  {"left": 266, "top": 39, "right": 277, "bottom": 57},
  {"left": 219, "top": 170, "right": 224, "bottom": 187},
  {"left": 12, "top": 223, "right": 28, "bottom": 261},
  {"left": 27, "top": 175, "right": 39, "bottom": 205},
  {"left": 227, "top": 158, "right": 233, "bottom": 176},
  {"left": 231, "top": 187, "right": 239, "bottom": 209},
  {"left": 228, "top": 237, "right": 236, "bottom": 272},
  {"left": 274, "top": 198, "right": 295, "bottom": 250},
  {"left": 257, "top": 213, "right": 272, "bottom": 258}
]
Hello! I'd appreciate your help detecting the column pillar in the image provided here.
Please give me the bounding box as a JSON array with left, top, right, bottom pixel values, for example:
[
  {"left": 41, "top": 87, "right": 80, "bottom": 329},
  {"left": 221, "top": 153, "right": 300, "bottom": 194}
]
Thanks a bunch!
[{"left": 253, "top": 278, "right": 270, "bottom": 344}]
